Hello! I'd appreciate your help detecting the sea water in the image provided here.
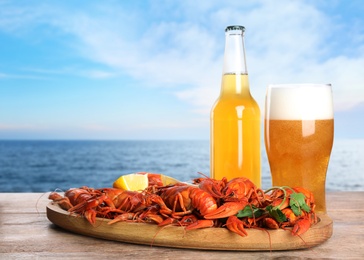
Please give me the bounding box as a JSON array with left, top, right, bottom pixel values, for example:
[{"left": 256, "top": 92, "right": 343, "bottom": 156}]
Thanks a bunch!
[{"left": 0, "top": 139, "right": 363, "bottom": 192}]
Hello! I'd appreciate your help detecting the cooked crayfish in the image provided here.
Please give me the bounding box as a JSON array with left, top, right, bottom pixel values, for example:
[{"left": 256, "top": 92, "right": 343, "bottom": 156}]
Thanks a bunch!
[
  {"left": 49, "top": 186, "right": 171, "bottom": 225},
  {"left": 157, "top": 183, "right": 217, "bottom": 217},
  {"left": 262, "top": 186, "right": 317, "bottom": 236},
  {"left": 49, "top": 173, "right": 318, "bottom": 238}
]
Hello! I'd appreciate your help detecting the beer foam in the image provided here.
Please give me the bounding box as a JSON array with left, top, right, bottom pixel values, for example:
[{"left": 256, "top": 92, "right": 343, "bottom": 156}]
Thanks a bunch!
[{"left": 265, "top": 84, "right": 334, "bottom": 120}]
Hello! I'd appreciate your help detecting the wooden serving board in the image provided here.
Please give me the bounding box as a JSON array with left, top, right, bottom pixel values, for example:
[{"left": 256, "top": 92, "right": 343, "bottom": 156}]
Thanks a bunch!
[{"left": 47, "top": 202, "right": 333, "bottom": 251}]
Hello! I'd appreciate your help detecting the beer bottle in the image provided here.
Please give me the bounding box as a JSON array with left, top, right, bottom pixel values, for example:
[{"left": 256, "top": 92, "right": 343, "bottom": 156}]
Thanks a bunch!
[{"left": 210, "top": 25, "right": 261, "bottom": 186}]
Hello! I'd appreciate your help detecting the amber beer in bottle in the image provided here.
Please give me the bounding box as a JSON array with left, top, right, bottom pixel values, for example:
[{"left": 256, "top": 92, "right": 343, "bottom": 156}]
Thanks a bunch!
[{"left": 210, "top": 26, "right": 261, "bottom": 186}]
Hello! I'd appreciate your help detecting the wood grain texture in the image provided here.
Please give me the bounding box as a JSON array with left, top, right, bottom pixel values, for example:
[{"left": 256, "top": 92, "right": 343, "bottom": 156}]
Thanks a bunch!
[
  {"left": 1, "top": 192, "right": 364, "bottom": 259},
  {"left": 46, "top": 202, "right": 333, "bottom": 251}
]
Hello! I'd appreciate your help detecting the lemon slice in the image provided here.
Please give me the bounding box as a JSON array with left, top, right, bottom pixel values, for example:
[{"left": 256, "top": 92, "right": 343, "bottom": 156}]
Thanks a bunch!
[
  {"left": 161, "top": 175, "right": 181, "bottom": 185},
  {"left": 113, "top": 173, "right": 149, "bottom": 191}
]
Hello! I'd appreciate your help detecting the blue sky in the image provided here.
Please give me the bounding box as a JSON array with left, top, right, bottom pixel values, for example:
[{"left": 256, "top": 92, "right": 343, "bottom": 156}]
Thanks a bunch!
[{"left": 0, "top": 0, "right": 363, "bottom": 140}]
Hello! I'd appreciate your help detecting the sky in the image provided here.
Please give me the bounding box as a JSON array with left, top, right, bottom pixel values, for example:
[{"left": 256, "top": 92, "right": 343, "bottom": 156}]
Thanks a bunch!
[{"left": 0, "top": 0, "right": 363, "bottom": 140}]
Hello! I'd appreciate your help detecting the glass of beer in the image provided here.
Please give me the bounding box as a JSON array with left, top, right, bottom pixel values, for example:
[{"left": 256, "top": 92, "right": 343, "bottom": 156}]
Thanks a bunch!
[{"left": 264, "top": 84, "right": 334, "bottom": 213}]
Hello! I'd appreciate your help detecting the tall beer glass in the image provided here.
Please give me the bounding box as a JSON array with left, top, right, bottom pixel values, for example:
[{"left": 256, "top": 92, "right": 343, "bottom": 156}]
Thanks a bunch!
[{"left": 264, "top": 84, "right": 334, "bottom": 213}]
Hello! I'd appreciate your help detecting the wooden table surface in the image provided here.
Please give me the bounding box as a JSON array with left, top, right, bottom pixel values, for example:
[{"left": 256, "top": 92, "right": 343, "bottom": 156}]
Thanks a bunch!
[{"left": 1, "top": 192, "right": 364, "bottom": 259}]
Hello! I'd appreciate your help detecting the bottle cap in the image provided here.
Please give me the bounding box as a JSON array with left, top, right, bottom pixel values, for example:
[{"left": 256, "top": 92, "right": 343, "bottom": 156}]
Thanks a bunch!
[{"left": 225, "top": 25, "right": 245, "bottom": 32}]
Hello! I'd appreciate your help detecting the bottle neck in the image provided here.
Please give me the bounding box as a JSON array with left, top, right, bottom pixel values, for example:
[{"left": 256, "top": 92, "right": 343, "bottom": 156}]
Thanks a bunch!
[
  {"left": 221, "top": 26, "right": 250, "bottom": 96},
  {"left": 222, "top": 27, "right": 248, "bottom": 75}
]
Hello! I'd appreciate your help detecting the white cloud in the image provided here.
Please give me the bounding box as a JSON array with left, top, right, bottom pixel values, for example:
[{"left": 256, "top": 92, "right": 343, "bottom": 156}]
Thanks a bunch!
[
  {"left": 1, "top": 0, "right": 364, "bottom": 116},
  {"left": 171, "top": 1, "right": 364, "bottom": 114},
  {"left": 80, "top": 69, "right": 116, "bottom": 79}
]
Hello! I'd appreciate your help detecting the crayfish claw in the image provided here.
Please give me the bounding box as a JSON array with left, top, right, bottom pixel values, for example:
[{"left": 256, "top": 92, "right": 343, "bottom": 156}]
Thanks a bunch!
[
  {"left": 84, "top": 209, "right": 97, "bottom": 226},
  {"left": 204, "top": 201, "right": 248, "bottom": 219},
  {"left": 185, "top": 220, "right": 215, "bottom": 230},
  {"left": 291, "top": 218, "right": 311, "bottom": 236},
  {"left": 48, "top": 192, "right": 73, "bottom": 210},
  {"left": 225, "top": 216, "right": 248, "bottom": 237},
  {"left": 263, "top": 217, "right": 279, "bottom": 229}
]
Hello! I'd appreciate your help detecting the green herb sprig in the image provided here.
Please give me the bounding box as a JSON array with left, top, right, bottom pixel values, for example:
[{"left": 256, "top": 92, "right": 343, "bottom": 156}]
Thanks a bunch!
[
  {"left": 289, "top": 192, "right": 311, "bottom": 216},
  {"left": 262, "top": 186, "right": 311, "bottom": 223},
  {"left": 236, "top": 205, "right": 265, "bottom": 218},
  {"left": 234, "top": 186, "right": 312, "bottom": 224}
]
